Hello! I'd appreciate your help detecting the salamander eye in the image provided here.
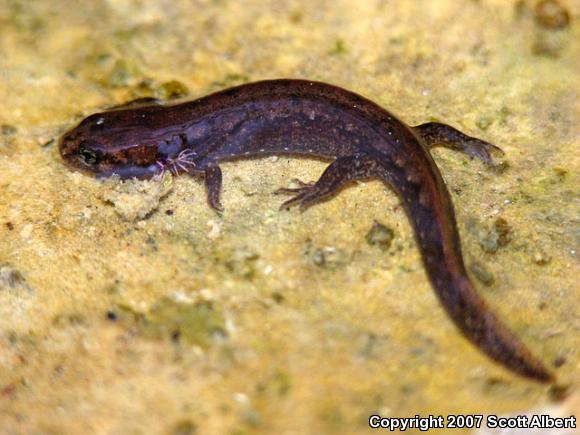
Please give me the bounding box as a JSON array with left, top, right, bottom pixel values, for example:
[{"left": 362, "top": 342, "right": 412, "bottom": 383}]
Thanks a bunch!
[{"left": 79, "top": 144, "right": 100, "bottom": 165}]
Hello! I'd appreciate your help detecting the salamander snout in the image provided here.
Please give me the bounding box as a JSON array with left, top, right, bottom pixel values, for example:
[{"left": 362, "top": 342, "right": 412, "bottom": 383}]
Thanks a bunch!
[{"left": 59, "top": 124, "right": 165, "bottom": 179}]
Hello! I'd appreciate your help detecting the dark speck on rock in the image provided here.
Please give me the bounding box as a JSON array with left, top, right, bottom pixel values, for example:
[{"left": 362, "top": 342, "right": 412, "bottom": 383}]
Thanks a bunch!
[
  {"left": 271, "top": 292, "right": 285, "bottom": 304},
  {"left": 532, "top": 32, "right": 566, "bottom": 57},
  {"left": 366, "top": 220, "right": 395, "bottom": 251},
  {"left": 552, "top": 356, "right": 566, "bottom": 368},
  {"left": 483, "top": 376, "right": 510, "bottom": 392},
  {"left": 310, "top": 246, "right": 347, "bottom": 268},
  {"left": 549, "top": 383, "right": 572, "bottom": 402},
  {"left": 489, "top": 159, "right": 510, "bottom": 175},
  {"left": 169, "top": 419, "right": 198, "bottom": 435},
  {"left": 475, "top": 114, "right": 494, "bottom": 131},
  {"left": 469, "top": 261, "right": 495, "bottom": 286},
  {"left": 41, "top": 138, "right": 55, "bottom": 148},
  {"left": 469, "top": 217, "right": 511, "bottom": 254},
  {"left": 0, "top": 264, "right": 28, "bottom": 290},
  {"left": 532, "top": 249, "right": 551, "bottom": 265},
  {"left": 146, "top": 236, "right": 158, "bottom": 251},
  {"left": 493, "top": 217, "right": 511, "bottom": 247},
  {"left": 312, "top": 248, "right": 325, "bottom": 266},
  {"left": 157, "top": 80, "right": 189, "bottom": 100},
  {"left": 1, "top": 124, "right": 17, "bottom": 135},
  {"left": 535, "top": 0, "right": 570, "bottom": 30}
]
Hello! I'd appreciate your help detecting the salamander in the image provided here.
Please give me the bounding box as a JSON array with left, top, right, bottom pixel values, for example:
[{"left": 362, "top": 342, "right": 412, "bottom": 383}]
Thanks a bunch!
[{"left": 59, "top": 79, "right": 554, "bottom": 382}]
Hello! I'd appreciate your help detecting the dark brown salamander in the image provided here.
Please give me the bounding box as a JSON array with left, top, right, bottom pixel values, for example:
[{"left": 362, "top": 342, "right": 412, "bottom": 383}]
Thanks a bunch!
[{"left": 59, "top": 79, "right": 554, "bottom": 382}]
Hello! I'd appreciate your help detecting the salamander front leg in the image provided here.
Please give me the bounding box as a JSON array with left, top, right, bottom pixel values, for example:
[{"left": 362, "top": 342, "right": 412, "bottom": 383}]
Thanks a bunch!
[
  {"left": 413, "top": 122, "right": 504, "bottom": 165},
  {"left": 203, "top": 166, "right": 224, "bottom": 212},
  {"left": 275, "top": 154, "right": 379, "bottom": 210}
]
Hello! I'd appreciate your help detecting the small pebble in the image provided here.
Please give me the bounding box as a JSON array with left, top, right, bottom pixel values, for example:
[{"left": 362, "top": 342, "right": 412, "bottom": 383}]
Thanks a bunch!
[
  {"left": 157, "top": 80, "right": 189, "bottom": 100},
  {"left": 475, "top": 114, "right": 494, "bottom": 131},
  {"left": 549, "top": 383, "right": 571, "bottom": 401},
  {"left": 532, "top": 32, "right": 566, "bottom": 57},
  {"left": 533, "top": 249, "right": 551, "bottom": 265},
  {"left": 366, "top": 220, "right": 395, "bottom": 251},
  {"left": 0, "top": 265, "right": 26, "bottom": 289},
  {"left": 242, "top": 409, "right": 263, "bottom": 427},
  {"left": 493, "top": 217, "right": 511, "bottom": 247},
  {"left": 311, "top": 246, "right": 346, "bottom": 267},
  {"left": 469, "top": 261, "right": 495, "bottom": 286},
  {"left": 535, "top": 0, "right": 570, "bottom": 29},
  {"left": 1, "top": 124, "right": 17, "bottom": 135},
  {"left": 169, "top": 419, "right": 197, "bottom": 435},
  {"left": 475, "top": 217, "right": 511, "bottom": 254},
  {"left": 271, "top": 292, "right": 285, "bottom": 304},
  {"left": 553, "top": 356, "right": 566, "bottom": 368},
  {"left": 312, "top": 248, "right": 326, "bottom": 266}
]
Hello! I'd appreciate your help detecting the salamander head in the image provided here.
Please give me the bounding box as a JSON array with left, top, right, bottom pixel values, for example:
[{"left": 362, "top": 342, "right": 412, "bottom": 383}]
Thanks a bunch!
[{"left": 59, "top": 109, "right": 191, "bottom": 179}]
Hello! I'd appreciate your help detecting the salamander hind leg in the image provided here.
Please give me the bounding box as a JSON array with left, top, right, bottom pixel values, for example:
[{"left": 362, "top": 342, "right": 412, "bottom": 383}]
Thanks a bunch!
[
  {"left": 275, "top": 154, "right": 379, "bottom": 210},
  {"left": 414, "top": 122, "right": 504, "bottom": 166}
]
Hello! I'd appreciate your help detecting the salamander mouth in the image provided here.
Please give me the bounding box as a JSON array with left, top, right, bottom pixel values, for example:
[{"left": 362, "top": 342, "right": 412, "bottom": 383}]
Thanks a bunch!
[
  {"left": 95, "top": 163, "right": 161, "bottom": 180},
  {"left": 59, "top": 131, "right": 82, "bottom": 154},
  {"left": 97, "top": 149, "right": 198, "bottom": 180}
]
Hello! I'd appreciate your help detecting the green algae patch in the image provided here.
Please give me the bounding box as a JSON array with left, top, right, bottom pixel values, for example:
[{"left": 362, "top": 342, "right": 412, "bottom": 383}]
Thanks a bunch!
[
  {"left": 167, "top": 419, "right": 198, "bottom": 435},
  {"left": 107, "top": 58, "right": 142, "bottom": 88},
  {"left": 255, "top": 368, "right": 293, "bottom": 398},
  {"left": 156, "top": 80, "right": 189, "bottom": 100},
  {"left": 466, "top": 216, "right": 512, "bottom": 254},
  {"left": 329, "top": 39, "right": 347, "bottom": 56},
  {"left": 133, "top": 78, "right": 190, "bottom": 100},
  {"left": 116, "top": 297, "right": 227, "bottom": 348}
]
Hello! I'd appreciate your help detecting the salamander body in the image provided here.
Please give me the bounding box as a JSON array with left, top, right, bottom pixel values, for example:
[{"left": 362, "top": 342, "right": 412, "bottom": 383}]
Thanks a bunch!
[{"left": 59, "top": 79, "right": 553, "bottom": 382}]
